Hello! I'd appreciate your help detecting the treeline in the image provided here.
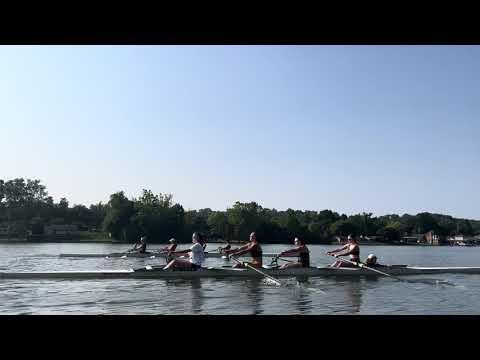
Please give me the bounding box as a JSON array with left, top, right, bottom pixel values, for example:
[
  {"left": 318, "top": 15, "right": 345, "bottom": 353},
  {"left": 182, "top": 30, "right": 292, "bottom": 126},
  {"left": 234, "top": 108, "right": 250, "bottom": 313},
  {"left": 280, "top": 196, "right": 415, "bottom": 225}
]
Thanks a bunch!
[
  {"left": 0, "top": 178, "right": 106, "bottom": 235},
  {"left": 1, "top": 178, "right": 479, "bottom": 244}
]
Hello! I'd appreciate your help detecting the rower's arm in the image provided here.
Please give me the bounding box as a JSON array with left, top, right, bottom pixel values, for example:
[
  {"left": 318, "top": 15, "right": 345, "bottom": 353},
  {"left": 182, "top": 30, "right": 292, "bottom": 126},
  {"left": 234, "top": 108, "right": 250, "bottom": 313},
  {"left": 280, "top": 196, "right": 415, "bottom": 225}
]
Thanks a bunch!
[
  {"left": 170, "top": 249, "right": 190, "bottom": 255},
  {"left": 336, "top": 246, "right": 357, "bottom": 257},
  {"left": 230, "top": 243, "right": 253, "bottom": 257},
  {"left": 278, "top": 247, "right": 300, "bottom": 257},
  {"left": 225, "top": 243, "right": 248, "bottom": 254},
  {"left": 130, "top": 244, "right": 139, "bottom": 251},
  {"left": 328, "top": 245, "right": 347, "bottom": 254},
  {"left": 336, "top": 250, "right": 352, "bottom": 256}
]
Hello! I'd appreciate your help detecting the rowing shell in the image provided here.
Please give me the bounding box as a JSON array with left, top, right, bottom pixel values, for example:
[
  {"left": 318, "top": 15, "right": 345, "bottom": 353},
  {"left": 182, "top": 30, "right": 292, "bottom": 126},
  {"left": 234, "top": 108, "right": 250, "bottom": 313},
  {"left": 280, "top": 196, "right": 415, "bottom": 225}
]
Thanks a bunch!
[
  {"left": 1, "top": 265, "right": 480, "bottom": 279},
  {"left": 58, "top": 252, "right": 281, "bottom": 259}
]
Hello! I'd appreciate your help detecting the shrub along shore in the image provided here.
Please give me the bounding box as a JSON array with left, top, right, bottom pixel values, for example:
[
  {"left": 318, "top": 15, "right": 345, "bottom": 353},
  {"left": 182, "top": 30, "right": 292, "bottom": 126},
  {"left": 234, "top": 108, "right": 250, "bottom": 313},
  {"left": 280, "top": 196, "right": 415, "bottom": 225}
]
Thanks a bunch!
[{"left": 1, "top": 178, "right": 479, "bottom": 245}]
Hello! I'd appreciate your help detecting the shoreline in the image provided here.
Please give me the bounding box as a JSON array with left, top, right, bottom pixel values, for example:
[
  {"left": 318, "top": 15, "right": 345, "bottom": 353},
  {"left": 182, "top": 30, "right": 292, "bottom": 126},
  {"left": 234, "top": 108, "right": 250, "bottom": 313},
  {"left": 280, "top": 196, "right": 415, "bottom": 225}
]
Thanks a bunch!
[
  {"left": 0, "top": 239, "right": 472, "bottom": 247},
  {"left": 0, "top": 238, "right": 118, "bottom": 244}
]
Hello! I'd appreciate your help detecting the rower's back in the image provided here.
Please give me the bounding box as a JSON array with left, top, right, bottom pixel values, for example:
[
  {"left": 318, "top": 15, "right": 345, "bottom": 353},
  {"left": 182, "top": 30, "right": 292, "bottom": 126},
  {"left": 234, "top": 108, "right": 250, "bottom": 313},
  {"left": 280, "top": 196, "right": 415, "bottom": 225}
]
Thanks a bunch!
[
  {"left": 189, "top": 242, "right": 205, "bottom": 266},
  {"left": 139, "top": 237, "right": 147, "bottom": 253},
  {"left": 298, "top": 245, "right": 310, "bottom": 267},
  {"left": 250, "top": 242, "right": 263, "bottom": 266},
  {"left": 245, "top": 232, "right": 262, "bottom": 267}
]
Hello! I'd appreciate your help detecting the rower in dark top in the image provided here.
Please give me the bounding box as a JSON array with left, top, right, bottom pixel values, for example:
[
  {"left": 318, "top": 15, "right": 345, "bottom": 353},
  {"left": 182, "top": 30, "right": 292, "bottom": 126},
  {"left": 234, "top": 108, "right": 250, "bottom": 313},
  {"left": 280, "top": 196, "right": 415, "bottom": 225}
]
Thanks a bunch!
[
  {"left": 225, "top": 232, "right": 263, "bottom": 268},
  {"left": 196, "top": 233, "right": 207, "bottom": 251},
  {"left": 218, "top": 239, "right": 232, "bottom": 254},
  {"left": 276, "top": 237, "right": 310, "bottom": 269},
  {"left": 327, "top": 234, "right": 360, "bottom": 268},
  {"left": 160, "top": 238, "right": 177, "bottom": 253},
  {"left": 202, "top": 243, "right": 207, "bottom": 251},
  {"left": 130, "top": 236, "right": 147, "bottom": 254}
]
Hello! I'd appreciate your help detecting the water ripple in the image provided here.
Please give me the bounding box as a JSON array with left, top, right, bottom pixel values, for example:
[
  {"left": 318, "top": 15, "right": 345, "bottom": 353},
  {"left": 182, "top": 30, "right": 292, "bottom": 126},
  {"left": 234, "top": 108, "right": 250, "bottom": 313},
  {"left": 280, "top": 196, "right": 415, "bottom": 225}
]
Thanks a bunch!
[{"left": 0, "top": 243, "right": 480, "bottom": 314}]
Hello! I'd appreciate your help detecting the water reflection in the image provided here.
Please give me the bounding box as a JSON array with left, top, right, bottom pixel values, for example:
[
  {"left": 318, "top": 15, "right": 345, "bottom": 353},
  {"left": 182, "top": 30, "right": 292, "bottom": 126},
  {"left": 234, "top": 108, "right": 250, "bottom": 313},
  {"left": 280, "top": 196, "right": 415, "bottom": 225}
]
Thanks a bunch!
[
  {"left": 190, "top": 278, "right": 203, "bottom": 314},
  {"left": 164, "top": 279, "right": 205, "bottom": 314},
  {"left": 329, "top": 277, "right": 363, "bottom": 314},
  {"left": 345, "top": 278, "right": 363, "bottom": 314},
  {"left": 2, "top": 244, "right": 480, "bottom": 314},
  {"left": 244, "top": 279, "right": 264, "bottom": 315},
  {"left": 294, "top": 277, "right": 313, "bottom": 314}
]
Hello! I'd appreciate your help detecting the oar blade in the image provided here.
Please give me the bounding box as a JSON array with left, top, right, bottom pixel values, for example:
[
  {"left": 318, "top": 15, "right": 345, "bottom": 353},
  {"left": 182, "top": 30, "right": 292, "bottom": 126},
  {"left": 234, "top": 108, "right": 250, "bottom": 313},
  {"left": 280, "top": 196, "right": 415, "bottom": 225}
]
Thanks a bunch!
[{"left": 262, "top": 277, "right": 282, "bottom": 286}]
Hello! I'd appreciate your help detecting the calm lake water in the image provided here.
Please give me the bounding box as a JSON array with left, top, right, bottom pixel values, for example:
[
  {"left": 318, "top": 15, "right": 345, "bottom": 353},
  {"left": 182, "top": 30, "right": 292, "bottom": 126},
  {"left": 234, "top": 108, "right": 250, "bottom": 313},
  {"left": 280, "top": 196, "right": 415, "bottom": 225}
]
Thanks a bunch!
[{"left": 0, "top": 242, "right": 479, "bottom": 314}]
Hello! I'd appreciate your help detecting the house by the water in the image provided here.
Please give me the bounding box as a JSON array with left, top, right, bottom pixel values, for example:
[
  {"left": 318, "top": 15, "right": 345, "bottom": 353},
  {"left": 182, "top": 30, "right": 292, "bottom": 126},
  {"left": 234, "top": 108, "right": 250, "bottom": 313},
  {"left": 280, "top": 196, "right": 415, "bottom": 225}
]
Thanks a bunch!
[{"left": 446, "top": 234, "right": 477, "bottom": 246}]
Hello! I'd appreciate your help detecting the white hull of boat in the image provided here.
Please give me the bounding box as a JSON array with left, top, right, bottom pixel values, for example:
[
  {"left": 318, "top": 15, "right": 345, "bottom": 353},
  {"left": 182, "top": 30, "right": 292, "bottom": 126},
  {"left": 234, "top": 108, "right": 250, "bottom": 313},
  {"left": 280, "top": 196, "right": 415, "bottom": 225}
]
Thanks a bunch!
[{"left": 2, "top": 265, "right": 480, "bottom": 280}]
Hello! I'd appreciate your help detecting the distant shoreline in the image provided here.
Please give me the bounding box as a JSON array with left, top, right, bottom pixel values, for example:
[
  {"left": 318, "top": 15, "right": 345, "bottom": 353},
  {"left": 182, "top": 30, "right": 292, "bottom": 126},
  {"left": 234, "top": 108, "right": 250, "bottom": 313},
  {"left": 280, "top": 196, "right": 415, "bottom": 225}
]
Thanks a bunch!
[
  {"left": 0, "top": 238, "right": 118, "bottom": 244},
  {"left": 0, "top": 238, "right": 471, "bottom": 247}
]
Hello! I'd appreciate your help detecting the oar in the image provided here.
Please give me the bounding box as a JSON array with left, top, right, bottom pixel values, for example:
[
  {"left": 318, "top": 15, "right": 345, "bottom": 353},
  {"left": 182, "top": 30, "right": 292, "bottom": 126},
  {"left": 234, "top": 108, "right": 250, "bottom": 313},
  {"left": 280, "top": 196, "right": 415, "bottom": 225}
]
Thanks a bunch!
[
  {"left": 230, "top": 255, "right": 282, "bottom": 286},
  {"left": 268, "top": 256, "right": 295, "bottom": 267},
  {"left": 325, "top": 253, "right": 407, "bottom": 281},
  {"left": 324, "top": 253, "right": 453, "bottom": 286},
  {"left": 204, "top": 248, "right": 221, "bottom": 254},
  {"left": 277, "top": 257, "right": 296, "bottom": 263},
  {"left": 267, "top": 256, "right": 325, "bottom": 293}
]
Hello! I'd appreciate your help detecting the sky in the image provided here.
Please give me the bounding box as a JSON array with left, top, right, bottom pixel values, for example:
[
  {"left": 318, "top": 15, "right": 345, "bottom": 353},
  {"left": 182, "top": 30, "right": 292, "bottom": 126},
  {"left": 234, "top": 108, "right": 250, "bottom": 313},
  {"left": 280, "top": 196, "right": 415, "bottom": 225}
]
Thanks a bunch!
[{"left": 1, "top": 45, "right": 478, "bottom": 219}]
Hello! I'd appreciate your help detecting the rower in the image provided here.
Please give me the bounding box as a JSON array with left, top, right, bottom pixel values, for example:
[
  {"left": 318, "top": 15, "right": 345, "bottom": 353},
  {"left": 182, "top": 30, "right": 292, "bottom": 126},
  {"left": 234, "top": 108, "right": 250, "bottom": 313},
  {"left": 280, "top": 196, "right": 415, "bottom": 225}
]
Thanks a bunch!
[
  {"left": 218, "top": 239, "right": 232, "bottom": 253},
  {"left": 276, "top": 237, "right": 310, "bottom": 269},
  {"left": 197, "top": 233, "right": 207, "bottom": 251},
  {"left": 163, "top": 232, "right": 205, "bottom": 271},
  {"left": 160, "top": 238, "right": 177, "bottom": 253},
  {"left": 130, "top": 236, "right": 147, "bottom": 254},
  {"left": 225, "top": 232, "right": 262, "bottom": 268},
  {"left": 327, "top": 234, "right": 360, "bottom": 268}
]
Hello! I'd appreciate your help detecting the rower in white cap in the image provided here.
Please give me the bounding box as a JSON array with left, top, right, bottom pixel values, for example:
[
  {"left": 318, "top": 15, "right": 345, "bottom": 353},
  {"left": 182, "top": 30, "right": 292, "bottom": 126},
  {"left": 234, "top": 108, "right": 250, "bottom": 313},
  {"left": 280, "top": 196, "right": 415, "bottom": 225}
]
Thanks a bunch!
[{"left": 365, "top": 253, "right": 384, "bottom": 267}]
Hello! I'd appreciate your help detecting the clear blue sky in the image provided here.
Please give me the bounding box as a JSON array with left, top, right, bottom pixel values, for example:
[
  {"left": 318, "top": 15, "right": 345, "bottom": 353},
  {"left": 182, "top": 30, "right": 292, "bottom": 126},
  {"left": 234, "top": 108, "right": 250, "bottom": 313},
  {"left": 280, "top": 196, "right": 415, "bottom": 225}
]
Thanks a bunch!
[{"left": 1, "top": 46, "right": 478, "bottom": 219}]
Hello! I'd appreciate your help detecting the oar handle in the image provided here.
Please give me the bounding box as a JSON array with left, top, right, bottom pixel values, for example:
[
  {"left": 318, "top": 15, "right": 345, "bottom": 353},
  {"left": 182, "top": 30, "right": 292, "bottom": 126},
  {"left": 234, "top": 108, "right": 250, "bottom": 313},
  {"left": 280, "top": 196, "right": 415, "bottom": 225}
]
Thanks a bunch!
[
  {"left": 230, "top": 256, "right": 282, "bottom": 286},
  {"left": 325, "top": 252, "right": 360, "bottom": 266}
]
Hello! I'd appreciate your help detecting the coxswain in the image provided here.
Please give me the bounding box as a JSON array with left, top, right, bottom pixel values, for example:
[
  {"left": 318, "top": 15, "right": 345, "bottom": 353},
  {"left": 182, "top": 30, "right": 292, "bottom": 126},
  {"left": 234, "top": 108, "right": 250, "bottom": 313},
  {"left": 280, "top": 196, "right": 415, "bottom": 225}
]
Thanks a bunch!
[{"left": 365, "top": 253, "right": 384, "bottom": 267}]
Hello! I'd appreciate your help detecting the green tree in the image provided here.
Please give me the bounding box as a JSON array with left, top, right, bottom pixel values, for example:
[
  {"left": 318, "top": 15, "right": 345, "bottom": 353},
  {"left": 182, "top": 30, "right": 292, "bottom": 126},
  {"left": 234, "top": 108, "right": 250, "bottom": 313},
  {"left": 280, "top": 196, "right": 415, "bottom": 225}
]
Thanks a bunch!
[
  {"left": 377, "top": 225, "right": 401, "bottom": 242},
  {"left": 132, "top": 190, "right": 185, "bottom": 242},
  {"left": 226, "top": 202, "right": 263, "bottom": 240},
  {"left": 89, "top": 202, "right": 108, "bottom": 229},
  {"left": 102, "top": 191, "right": 136, "bottom": 241},
  {"left": 207, "top": 211, "right": 230, "bottom": 239},
  {"left": 414, "top": 212, "right": 439, "bottom": 234},
  {"left": 329, "top": 219, "right": 358, "bottom": 237}
]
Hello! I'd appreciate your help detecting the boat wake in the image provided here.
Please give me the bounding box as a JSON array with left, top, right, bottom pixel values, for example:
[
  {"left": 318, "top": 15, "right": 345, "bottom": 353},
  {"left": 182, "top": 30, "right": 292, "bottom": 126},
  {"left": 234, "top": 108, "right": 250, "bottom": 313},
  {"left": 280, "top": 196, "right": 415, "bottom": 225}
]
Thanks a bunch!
[
  {"left": 405, "top": 278, "right": 457, "bottom": 287},
  {"left": 282, "top": 279, "right": 326, "bottom": 294},
  {"left": 258, "top": 277, "right": 326, "bottom": 293}
]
